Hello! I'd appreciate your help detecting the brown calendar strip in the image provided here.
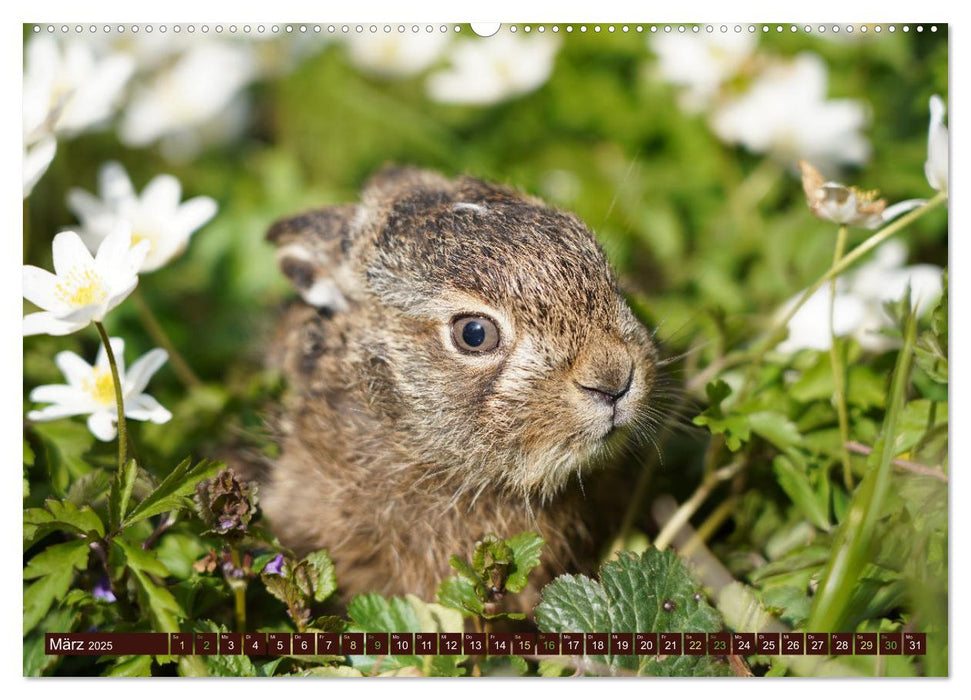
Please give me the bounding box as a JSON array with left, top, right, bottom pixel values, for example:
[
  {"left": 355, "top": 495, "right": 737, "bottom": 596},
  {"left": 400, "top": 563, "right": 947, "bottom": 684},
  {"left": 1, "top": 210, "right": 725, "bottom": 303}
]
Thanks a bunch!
[{"left": 44, "top": 631, "right": 927, "bottom": 656}]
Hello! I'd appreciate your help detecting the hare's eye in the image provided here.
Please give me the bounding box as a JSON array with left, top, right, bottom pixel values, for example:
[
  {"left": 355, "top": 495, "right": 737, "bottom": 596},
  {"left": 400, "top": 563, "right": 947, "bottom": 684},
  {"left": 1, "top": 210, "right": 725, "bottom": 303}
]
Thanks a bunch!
[{"left": 451, "top": 316, "right": 500, "bottom": 353}]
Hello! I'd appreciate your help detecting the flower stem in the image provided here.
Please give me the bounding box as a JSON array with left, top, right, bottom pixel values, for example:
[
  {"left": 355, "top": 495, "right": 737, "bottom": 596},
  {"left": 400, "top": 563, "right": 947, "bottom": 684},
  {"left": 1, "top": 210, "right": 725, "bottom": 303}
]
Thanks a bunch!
[
  {"left": 95, "top": 321, "right": 127, "bottom": 471},
  {"left": 742, "top": 192, "right": 946, "bottom": 392},
  {"left": 653, "top": 457, "right": 745, "bottom": 551},
  {"left": 829, "top": 225, "right": 854, "bottom": 491},
  {"left": 229, "top": 547, "right": 248, "bottom": 633},
  {"left": 132, "top": 287, "right": 202, "bottom": 389}
]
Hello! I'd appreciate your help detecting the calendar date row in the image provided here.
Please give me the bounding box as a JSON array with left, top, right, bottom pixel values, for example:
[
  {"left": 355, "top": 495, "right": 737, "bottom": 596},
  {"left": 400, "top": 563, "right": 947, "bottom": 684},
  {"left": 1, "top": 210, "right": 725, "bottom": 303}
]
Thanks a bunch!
[{"left": 46, "top": 631, "right": 926, "bottom": 657}]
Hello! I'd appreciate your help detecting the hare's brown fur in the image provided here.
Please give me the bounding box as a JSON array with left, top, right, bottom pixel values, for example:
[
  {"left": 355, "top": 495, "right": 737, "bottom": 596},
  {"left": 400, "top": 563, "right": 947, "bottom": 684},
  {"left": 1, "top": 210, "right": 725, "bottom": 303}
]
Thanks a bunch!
[{"left": 259, "top": 168, "right": 658, "bottom": 607}]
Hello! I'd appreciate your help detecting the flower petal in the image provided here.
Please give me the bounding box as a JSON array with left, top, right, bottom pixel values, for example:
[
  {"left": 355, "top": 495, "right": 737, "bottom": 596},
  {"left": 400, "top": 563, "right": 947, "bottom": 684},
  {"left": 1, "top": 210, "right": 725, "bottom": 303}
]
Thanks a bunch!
[
  {"left": 54, "top": 350, "right": 95, "bottom": 385},
  {"left": 99, "top": 161, "right": 136, "bottom": 207},
  {"left": 87, "top": 411, "right": 118, "bottom": 441},
  {"left": 141, "top": 174, "right": 182, "bottom": 213},
  {"left": 23, "top": 310, "right": 88, "bottom": 336},
  {"left": 125, "top": 394, "right": 172, "bottom": 424},
  {"left": 23, "top": 265, "right": 63, "bottom": 312},
  {"left": 94, "top": 337, "right": 126, "bottom": 377},
  {"left": 23, "top": 136, "right": 56, "bottom": 197},
  {"left": 100, "top": 275, "right": 139, "bottom": 318},
  {"left": 66, "top": 187, "right": 108, "bottom": 224},
  {"left": 57, "top": 302, "right": 103, "bottom": 325},
  {"left": 124, "top": 348, "right": 168, "bottom": 396},
  {"left": 94, "top": 222, "right": 133, "bottom": 271},
  {"left": 174, "top": 196, "right": 218, "bottom": 235},
  {"left": 28, "top": 404, "right": 91, "bottom": 422},
  {"left": 925, "top": 95, "right": 948, "bottom": 193},
  {"left": 51, "top": 230, "right": 95, "bottom": 277},
  {"left": 878, "top": 199, "right": 927, "bottom": 226}
]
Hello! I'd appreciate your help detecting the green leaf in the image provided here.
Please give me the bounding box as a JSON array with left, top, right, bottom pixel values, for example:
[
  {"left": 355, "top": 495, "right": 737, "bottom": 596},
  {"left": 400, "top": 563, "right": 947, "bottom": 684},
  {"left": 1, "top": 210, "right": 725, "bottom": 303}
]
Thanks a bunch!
[
  {"left": 304, "top": 549, "right": 338, "bottom": 603},
  {"left": 440, "top": 533, "right": 544, "bottom": 618},
  {"left": 23, "top": 540, "right": 90, "bottom": 635},
  {"left": 693, "top": 381, "right": 751, "bottom": 451},
  {"left": 535, "top": 549, "right": 730, "bottom": 676},
  {"left": 24, "top": 539, "right": 90, "bottom": 580},
  {"left": 24, "top": 498, "right": 105, "bottom": 547},
  {"left": 772, "top": 455, "right": 831, "bottom": 531},
  {"left": 124, "top": 458, "right": 222, "bottom": 527},
  {"left": 24, "top": 571, "right": 75, "bottom": 636},
  {"left": 436, "top": 575, "right": 484, "bottom": 617},
  {"left": 107, "top": 656, "right": 154, "bottom": 677},
  {"left": 31, "top": 421, "right": 95, "bottom": 495},
  {"left": 23, "top": 602, "right": 81, "bottom": 676},
  {"left": 347, "top": 592, "right": 466, "bottom": 676},
  {"left": 749, "top": 411, "right": 803, "bottom": 451},
  {"left": 808, "top": 306, "right": 919, "bottom": 632},
  {"left": 505, "top": 531, "right": 544, "bottom": 593},
  {"left": 109, "top": 459, "right": 139, "bottom": 532},
  {"left": 448, "top": 555, "right": 478, "bottom": 582},
  {"left": 66, "top": 470, "right": 111, "bottom": 508},
  {"left": 114, "top": 538, "right": 184, "bottom": 633}
]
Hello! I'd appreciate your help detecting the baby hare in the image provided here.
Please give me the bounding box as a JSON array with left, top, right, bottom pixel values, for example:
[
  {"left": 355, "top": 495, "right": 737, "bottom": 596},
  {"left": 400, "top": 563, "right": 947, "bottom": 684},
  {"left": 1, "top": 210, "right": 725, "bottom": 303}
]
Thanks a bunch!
[{"left": 259, "top": 167, "right": 658, "bottom": 606}]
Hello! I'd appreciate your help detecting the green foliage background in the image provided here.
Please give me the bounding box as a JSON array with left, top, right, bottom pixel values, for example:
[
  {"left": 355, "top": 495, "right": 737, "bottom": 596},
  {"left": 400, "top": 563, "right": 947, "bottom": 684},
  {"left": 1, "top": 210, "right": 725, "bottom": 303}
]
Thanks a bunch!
[{"left": 23, "top": 25, "right": 948, "bottom": 677}]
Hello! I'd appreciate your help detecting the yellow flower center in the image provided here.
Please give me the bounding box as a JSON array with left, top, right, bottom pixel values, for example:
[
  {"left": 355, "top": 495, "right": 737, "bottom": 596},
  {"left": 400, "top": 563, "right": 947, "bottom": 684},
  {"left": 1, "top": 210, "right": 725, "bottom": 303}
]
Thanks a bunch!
[
  {"left": 82, "top": 368, "right": 117, "bottom": 406},
  {"left": 131, "top": 231, "right": 154, "bottom": 251},
  {"left": 55, "top": 268, "right": 108, "bottom": 308}
]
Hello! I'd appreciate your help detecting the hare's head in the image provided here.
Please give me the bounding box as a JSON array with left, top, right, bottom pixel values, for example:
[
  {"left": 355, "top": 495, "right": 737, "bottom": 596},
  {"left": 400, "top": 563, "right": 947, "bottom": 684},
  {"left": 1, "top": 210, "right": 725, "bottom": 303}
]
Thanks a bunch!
[{"left": 269, "top": 168, "right": 657, "bottom": 503}]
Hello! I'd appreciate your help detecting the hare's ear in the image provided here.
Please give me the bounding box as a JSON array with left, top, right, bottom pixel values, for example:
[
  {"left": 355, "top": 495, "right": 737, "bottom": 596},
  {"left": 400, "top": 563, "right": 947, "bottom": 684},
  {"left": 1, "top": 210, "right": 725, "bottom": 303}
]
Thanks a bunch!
[
  {"left": 361, "top": 165, "right": 452, "bottom": 204},
  {"left": 267, "top": 205, "right": 361, "bottom": 312}
]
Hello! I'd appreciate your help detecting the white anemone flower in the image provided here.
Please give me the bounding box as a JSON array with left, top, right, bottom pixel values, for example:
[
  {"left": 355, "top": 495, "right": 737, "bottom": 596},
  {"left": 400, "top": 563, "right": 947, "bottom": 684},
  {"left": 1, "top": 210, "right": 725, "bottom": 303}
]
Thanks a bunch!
[
  {"left": 798, "top": 161, "right": 925, "bottom": 229},
  {"left": 778, "top": 241, "right": 943, "bottom": 354},
  {"left": 426, "top": 33, "right": 560, "bottom": 105},
  {"left": 924, "top": 95, "right": 948, "bottom": 194},
  {"left": 23, "top": 136, "right": 57, "bottom": 198},
  {"left": 27, "top": 338, "right": 171, "bottom": 441},
  {"left": 22, "top": 226, "right": 149, "bottom": 336},
  {"left": 711, "top": 53, "right": 870, "bottom": 171},
  {"left": 22, "top": 36, "right": 133, "bottom": 196},
  {"left": 119, "top": 40, "right": 257, "bottom": 151},
  {"left": 67, "top": 162, "right": 218, "bottom": 273},
  {"left": 651, "top": 31, "right": 757, "bottom": 112},
  {"left": 23, "top": 35, "right": 134, "bottom": 141},
  {"left": 345, "top": 31, "right": 450, "bottom": 79}
]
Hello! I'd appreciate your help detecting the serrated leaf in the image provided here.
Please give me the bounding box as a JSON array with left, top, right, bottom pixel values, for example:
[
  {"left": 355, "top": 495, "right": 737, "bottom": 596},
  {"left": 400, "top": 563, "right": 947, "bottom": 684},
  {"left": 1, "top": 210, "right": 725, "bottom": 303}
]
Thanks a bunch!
[
  {"left": 114, "top": 539, "right": 184, "bottom": 633},
  {"left": 107, "top": 655, "right": 154, "bottom": 677},
  {"left": 303, "top": 549, "right": 337, "bottom": 603},
  {"left": 448, "top": 554, "right": 478, "bottom": 582},
  {"left": 32, "top": 421, "right": 95, "bottom": 495},
  {"left": 23, "top": 603, "right": 81, "bottom": 676},
  {"left": 749, "top": 411, "right": 803, "bottom": 450},
  {"left": 66, "top": 470, "right": 111, "bottom": 508},
  {"left": 436, "top": 575, "right": 484, "bottom": 617},
  {"left": 347, "top": 592, "right": 466, "bottom": 676},
  {"left": 124, "top": 458, "right": 222, "bottom": 527},
  {"left": 109, "top": 459, "right": 139, "bottom": 532},
  {"left": 772, "top": 455, "right": 831, "bottom": 531},
  {"left": 24, "top": 498, "right": 105, "bottom": 547},
  {"left": 535, "top": 549, "right": 730, "bottom": 677},
  {"left": 505, "top": 531, "right": 544, "bottom": 593},
  {"left": 300, "top": 666, "right": 364, "bottom": 677},
  {"left": 115, "top": 537, "right": 170, "bottom": 577},
  {"left": 24, "top": 539, "right": 90, "bottom": 580},
  {"left": 23, "top": 540, "right": 90, "bottom": 635},
  {"left": 480, "top": 654, "right": 529, "bottom": 676}
]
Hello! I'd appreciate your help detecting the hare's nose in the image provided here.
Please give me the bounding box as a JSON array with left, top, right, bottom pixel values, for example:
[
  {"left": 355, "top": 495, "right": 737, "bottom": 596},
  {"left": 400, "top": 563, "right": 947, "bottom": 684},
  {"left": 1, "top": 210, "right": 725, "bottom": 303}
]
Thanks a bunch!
[{"left": 576, "top": 364, "right": 634, "bottom": 406}]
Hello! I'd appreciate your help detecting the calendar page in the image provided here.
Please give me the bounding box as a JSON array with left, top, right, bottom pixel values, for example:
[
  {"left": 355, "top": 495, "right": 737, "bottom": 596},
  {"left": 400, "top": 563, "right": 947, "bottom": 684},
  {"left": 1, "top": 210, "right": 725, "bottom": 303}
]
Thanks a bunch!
[{"left": 21, "top": 18, "right": 948, "bottom": 679}]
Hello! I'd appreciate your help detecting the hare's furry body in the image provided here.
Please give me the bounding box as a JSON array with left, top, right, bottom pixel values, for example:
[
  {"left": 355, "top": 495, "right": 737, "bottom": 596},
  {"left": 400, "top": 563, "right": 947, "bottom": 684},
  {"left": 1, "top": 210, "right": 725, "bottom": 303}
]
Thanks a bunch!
[{"left": 260, "top": 168, "right": 657, "bottom": 604}]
